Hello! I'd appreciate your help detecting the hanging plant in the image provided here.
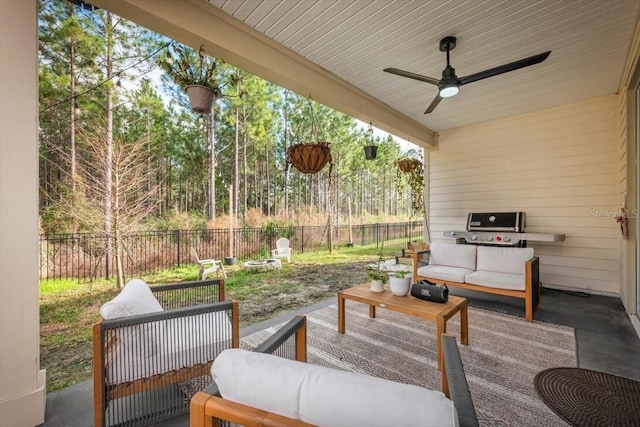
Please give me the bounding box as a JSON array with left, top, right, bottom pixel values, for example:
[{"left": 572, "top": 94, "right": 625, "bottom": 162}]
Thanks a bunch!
[
  {"left": 363, "top": 122, "right": 378, "bottom": 160},
  {"left": 160, "top": 43, "right": 224, "bottom": 115},
  {"left": 396, "top": 150, "right": 424, "bottom": 215},
  {"left": 397, "top": 157, "right": 421, "bottom": 172},
  {"left": 286, "top": 98, "right": 332, "bottom": 174}
]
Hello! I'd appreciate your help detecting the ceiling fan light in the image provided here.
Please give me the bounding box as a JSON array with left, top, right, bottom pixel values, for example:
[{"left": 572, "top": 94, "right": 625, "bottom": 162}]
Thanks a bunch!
[{"left": 439, "top": 83, "right": 459, "bottom": 98}]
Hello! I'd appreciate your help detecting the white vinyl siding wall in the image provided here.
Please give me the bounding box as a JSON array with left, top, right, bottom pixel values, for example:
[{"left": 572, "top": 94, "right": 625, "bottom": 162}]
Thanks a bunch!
[{"left": 430, "top": 95, "right": 620, "bottom": 295}]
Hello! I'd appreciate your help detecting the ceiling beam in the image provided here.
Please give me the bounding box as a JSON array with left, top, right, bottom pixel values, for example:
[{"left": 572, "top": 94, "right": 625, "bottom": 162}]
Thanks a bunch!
[{"left": 88, "top": 0, "right": 435, "bottom": 147}]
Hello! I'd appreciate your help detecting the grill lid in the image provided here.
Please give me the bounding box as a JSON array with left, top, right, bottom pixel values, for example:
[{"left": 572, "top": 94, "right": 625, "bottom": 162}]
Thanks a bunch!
[{"left": 466, "top": 212, "right": 525, "bottom": 232}]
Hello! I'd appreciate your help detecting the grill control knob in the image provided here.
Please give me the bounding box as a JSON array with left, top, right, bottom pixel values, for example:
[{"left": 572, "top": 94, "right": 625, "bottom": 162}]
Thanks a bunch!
[
  {"left": 504, "top": 236, "right": 511, "bottom": 242},
  {"left": 486, "top": 236, "right": 493, "bottom": 241},
  {"left": 470, "top": 234, "right": 477, "bottom": 240},
  {"left": 496, "top": 236, "right": 502, "bottom": 242}
]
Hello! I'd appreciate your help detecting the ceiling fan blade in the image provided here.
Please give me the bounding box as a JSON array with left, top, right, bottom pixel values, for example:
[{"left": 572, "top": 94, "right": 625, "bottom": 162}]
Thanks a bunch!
[
  {"left": 383, "top": 68, "right": 440, "bottom": 86},
  {"left": 459, "top": 51, "right": 551, "bottom": 86},
  {"left": 424, "top": 94, "right": 443, "bottom": 114}
]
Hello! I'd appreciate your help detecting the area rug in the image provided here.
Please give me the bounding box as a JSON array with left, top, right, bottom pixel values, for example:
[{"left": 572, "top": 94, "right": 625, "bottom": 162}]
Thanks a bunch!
[{"left": 242, "top": 302, "right": 576, "bottom": 427}]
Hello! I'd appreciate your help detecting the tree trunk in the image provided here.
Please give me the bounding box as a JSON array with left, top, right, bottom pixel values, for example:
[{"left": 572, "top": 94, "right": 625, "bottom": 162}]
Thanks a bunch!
[
  {"left": 105, "top": 11, "right": 115, "bottom": 286},
  {"left": 234, "top": 102, "right": 239, "bottom": 218},
  {"left": 208, "top": 111, "right": 216, "bottom": 221},
  {"left": 69, "top": 39, "right": 77, "bottom": 194}
]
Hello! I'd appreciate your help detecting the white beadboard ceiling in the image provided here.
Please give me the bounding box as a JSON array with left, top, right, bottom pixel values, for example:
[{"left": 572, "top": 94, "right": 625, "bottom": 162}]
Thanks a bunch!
[{"left": 207, "top": 0, "right": 639, "bottom": 132}]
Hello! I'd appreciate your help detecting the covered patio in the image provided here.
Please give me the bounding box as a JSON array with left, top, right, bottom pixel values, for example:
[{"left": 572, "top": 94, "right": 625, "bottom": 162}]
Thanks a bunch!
[
  {"left": 42, "top": 288, "right": 640, "bottom": 426},
  {"left": 2, "top": 1, "right": 640, "bottom": 425}
]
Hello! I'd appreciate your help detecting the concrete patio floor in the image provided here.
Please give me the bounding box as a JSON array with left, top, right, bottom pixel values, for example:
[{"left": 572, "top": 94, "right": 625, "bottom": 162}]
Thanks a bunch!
[{"left": 41, "top": 288, "right": 640, "bottom": 426}]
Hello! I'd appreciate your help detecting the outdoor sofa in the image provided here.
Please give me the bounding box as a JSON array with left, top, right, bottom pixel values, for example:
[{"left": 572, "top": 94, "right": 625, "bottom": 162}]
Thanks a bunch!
[
  {"left": 190, "top": 316, "right": 479, "bottom": 427},
  {"left": 93, "top": 278, "right": 238, "bottom": 427},
  {"left": 412, "top": 241, "right": 540, "bottom": 321}
]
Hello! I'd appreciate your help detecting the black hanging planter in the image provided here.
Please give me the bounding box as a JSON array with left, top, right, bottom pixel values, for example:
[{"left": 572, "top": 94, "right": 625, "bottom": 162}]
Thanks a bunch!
[{"left": 364, "top": 145, "right": 378, "bottom": 160}]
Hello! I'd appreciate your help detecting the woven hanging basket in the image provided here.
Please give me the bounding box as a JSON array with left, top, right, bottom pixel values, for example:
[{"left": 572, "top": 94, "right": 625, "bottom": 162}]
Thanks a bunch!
[
  {"left": 397, "top": 158, "right": 421, "bottom": 173},
  {"left": 286, "top": 142, "right": 331, "bottom": 174},
  {"left": 185, "top": 85, "right": 216, "bottom": 115}
]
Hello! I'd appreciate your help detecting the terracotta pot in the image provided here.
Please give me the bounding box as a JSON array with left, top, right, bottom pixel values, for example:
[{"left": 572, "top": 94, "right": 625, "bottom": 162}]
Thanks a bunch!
[
  {"left": 364, "top": 145, "right": 378, "bottom": 160},
  {"left": 185, "top": 85, "right": 215, "bottom": 115},
  {"left": 286, "top": 142, "right": 331, "bottom": 174}
]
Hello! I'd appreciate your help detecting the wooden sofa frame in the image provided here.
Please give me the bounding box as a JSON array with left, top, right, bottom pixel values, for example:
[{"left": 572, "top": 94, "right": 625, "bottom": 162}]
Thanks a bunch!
[
  {"left": 189, "top": 317, "right": 479, "bottom": 427},
  {"left": 93, "top": 279, "right": 239, "bottom": 427},
  {"left": 412, "top": 252, "right": 541, "bottom": 322}
]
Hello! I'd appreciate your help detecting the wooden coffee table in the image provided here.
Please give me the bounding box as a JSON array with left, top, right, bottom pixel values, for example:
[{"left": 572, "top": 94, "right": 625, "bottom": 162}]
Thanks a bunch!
[{"left": 338, "top": 283, "right": 468, "bottom": 370}]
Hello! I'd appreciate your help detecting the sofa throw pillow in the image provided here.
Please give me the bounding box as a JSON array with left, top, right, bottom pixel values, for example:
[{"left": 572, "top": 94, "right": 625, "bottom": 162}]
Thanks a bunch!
[
  {"left": 100, "top": 279, "right": 164, "bottom": 358},
  {"left": 100, "top": 278, "right": 163, "bottom": 319}
]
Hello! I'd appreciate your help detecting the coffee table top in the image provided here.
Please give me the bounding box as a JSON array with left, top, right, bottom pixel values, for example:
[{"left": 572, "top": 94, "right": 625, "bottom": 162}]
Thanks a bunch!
[{"left": 339, "top": 283, "right": 466, "bottom": 320}]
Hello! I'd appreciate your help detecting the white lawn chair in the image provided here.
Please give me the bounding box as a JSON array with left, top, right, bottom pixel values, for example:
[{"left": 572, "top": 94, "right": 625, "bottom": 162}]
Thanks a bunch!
[
  {"left": 191, "top": 248, "right": 227, "bottom": 279},
  {"left": 271, "top": 237, "right": 292, "bottom": 262}
]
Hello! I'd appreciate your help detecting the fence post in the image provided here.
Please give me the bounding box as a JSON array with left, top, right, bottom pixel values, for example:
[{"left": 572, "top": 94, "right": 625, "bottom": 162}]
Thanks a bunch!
[
  {"left": 176, "top": 229, "right": 181, "bottom": 267},
  {"left": 301, "top": 226, "right": 305, "bottom": 254}
]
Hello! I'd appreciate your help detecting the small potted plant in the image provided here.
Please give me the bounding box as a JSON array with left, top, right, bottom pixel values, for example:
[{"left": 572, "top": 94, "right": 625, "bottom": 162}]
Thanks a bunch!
[
  {"left": 160, "top": 43, "right": 224, "bottom": 114},
  {"left": 367, "top": 267, "right": 388, "bottom": 292},
  {"left": 367, "top": 241, "right": 388, "bottom": 292},
  {"left": 388, "top": 270, "right": 413, "bottom": 296}
]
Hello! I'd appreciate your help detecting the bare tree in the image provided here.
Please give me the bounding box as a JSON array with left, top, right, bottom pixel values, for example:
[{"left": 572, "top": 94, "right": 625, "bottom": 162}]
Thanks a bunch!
[{"left": 45, "top": 119, "right": 161, "bottom": 288}]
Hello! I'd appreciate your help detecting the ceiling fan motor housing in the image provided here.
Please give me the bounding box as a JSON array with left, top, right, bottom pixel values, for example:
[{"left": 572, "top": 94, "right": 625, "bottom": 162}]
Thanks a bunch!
[{"left": 439, "top": 36, "right": 457, "bottom": 52}]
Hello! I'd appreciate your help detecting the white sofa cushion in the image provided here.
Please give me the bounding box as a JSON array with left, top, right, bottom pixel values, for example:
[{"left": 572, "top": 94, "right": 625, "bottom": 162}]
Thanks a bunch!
[
  {"left": 476, "top": 246, "right": 534, "bottom": 275},
  {"left": 465, "top": 270, "right": 527, "bottom": 291},
  {"left": 212, "top": 348, "right": 459, "bottom": 427},
  {"left": 417, "top": 264, "right": 473, "bottom": 283},
  {"left": 429, "top": 242, "right": 477, "bottom": 270}
]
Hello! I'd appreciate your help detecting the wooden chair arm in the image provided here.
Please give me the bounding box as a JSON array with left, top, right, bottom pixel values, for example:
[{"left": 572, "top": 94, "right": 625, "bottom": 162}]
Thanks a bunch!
[{"left": 190, "top": 393, "right": 316, "bottom": 427}]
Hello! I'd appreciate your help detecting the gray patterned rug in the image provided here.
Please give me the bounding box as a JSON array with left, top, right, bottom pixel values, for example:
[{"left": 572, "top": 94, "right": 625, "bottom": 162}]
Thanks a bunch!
[{"left": 242, "top": 302, "right": 576, "bottom": 427}]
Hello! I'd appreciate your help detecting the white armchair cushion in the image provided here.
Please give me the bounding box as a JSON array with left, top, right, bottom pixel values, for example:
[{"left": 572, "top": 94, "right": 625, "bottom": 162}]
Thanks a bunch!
[
  {"left": 476, "top": 246, "right": 534, "bottom": 275},
  {"left": 212, "top": 348, "right": 458, "bottom": 427},
  {"left": 417, "top": 265, "right": 473, "bottom": 283},
  {"left": 429, "top": 242, "right": 477, "bottom": 270},
  {"left": 107, "top": 310, "right": 233, "bottom": 384}
]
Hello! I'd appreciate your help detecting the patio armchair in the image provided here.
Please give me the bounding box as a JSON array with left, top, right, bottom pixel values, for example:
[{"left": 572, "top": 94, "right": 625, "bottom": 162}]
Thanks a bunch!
[
  {"left": 191, "top": 247, "right": 227, "bottom": 279},
  {"left": 271, "top": 237, "right": 292, "bottom": 262},
  {"left": 93, "top": 279, "right": 239, "bottom": 427},
  {"left": 190, "top": 317, "right": 479, "bottom": 427}
]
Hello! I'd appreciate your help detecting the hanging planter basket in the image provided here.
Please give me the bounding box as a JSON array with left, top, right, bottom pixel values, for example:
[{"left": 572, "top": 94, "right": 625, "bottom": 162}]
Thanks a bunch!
[
  {"left": 185, "top": 85, "right": 215, "bottom": 115},
  {"left": 364, "top": 145, "right": 378, "bottom": 160},
  {"left": 397, "top": 158, "right": 421, "bottom": 173},
  {"left": 286, "top": 142, "right": 331, "bottom": 174}
]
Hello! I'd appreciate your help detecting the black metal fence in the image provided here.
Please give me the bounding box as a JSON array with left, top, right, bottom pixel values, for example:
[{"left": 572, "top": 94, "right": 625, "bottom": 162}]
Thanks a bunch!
[{"left": 39, "top": 221, "right": 423, "bottom": 281}]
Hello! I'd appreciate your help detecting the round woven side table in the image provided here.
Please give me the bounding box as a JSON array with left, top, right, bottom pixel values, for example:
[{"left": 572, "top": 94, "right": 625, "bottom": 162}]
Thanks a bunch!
[{"left": 534, "top": 367, "right": 640, "bottom": 427}]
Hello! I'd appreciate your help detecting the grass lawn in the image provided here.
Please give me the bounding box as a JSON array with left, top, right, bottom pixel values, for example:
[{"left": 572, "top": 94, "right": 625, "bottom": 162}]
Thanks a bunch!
[{"left": 40, "top": 243, "right": 403, "bottom": 392}]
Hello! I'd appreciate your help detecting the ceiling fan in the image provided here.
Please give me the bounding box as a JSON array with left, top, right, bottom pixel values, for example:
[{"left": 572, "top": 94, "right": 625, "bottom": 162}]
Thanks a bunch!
[{"left": 383, "top": 36, "right": 551, "bottom": 114}]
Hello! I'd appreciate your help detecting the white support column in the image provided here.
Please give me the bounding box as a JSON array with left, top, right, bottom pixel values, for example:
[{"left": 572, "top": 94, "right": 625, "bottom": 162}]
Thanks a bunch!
[{"left": 0, "top": 1, "right": 46, "bottom": 425}]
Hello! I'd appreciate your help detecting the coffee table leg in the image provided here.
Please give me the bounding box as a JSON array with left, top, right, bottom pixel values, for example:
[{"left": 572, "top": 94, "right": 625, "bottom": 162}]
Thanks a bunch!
[
  {"left": 460, "top": 300, "right": 469, "bottom": 345},
  {"left": 338, "top": 293, "right": 345, "bottom": 334},
  {"left": 437, "top": 315, "right": 446, "bottom": 371},
  {"left": 369, "top": 304, "right": 376, "bottom": 318}
]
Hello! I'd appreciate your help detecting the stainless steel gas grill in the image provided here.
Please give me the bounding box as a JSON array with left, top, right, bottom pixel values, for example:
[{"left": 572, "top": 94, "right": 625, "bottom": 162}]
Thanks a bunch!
[{"left": 444, "top": 212, "right": 565, "bottom": 246}]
